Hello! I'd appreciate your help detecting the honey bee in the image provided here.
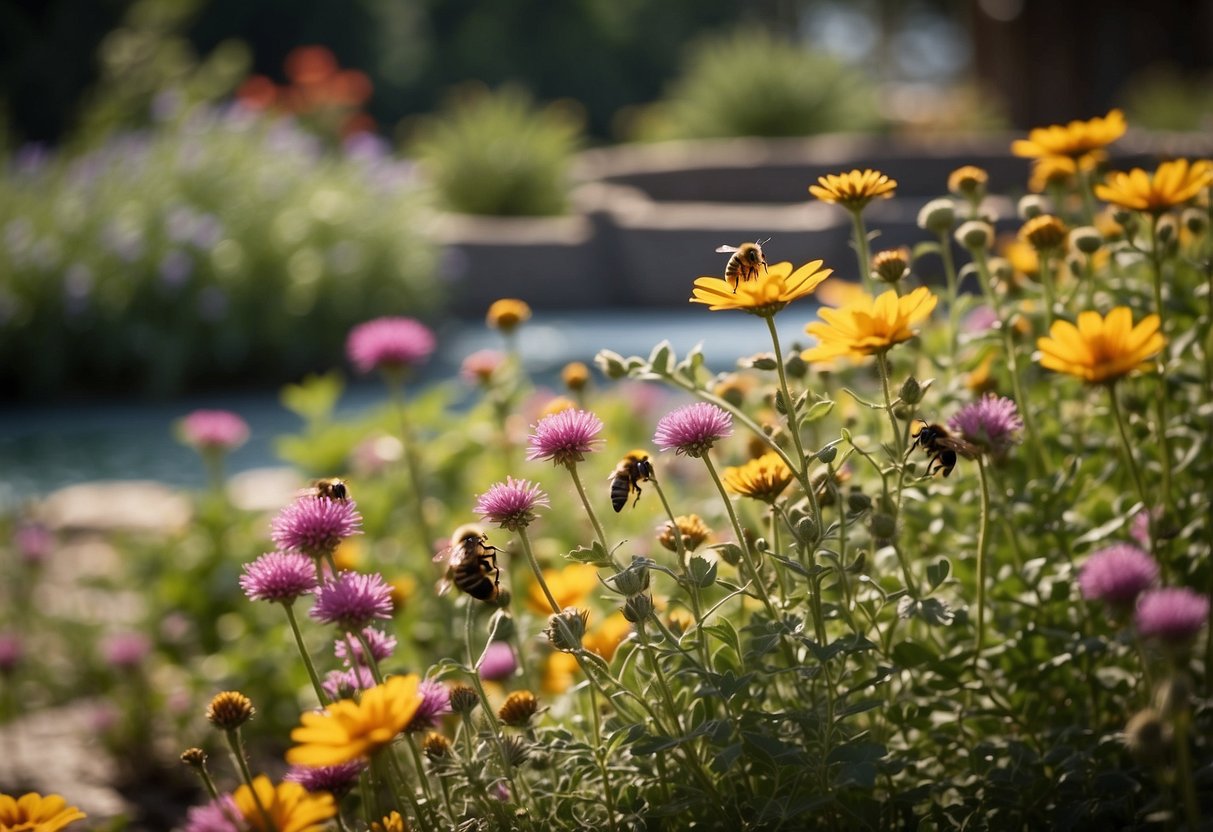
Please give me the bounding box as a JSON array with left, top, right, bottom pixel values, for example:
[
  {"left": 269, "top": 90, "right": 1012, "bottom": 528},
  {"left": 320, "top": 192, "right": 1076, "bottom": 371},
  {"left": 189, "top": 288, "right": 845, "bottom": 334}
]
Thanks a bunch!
[
  {"left": 435, "top": 524, "right": 501, "bottom": 602},
  {"left": 608, "top": 450, "right": 654, "bottom": 512},
  {"left": 716, "top": 239, "right": 770, "bottom": 292},
  {"left": 909, "top": 421, "right": 979, "bottom": 478},
  {"left": 306, "top": 477, "right": 350, "bottom": 500}
]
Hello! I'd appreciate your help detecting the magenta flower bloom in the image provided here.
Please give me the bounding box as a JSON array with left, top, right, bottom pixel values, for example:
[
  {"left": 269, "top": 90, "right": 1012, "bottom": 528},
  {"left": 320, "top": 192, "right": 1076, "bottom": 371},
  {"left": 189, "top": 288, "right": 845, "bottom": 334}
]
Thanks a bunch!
[
  {"left": 311, "top": 571, "right": 394, "bottom": 630},
  {"left": 948, "top": 394, "right": 1024, "bottom": 457},
  {"left": 409, "top": 679, "right": 452, "bottom": 731},
  {"left": 13, "top": 522, "right": 53, "bottom": 564},
  {"left": 102, "top": 632, "right": 152, "bottom": 669},
  {"left": 476, "top": 477, "right": 550, "bottom": 531},
  {"left": 460, "top": 349, "right": 506, "bottom": 385},
  {"left": 0, "top": 632, "right": 23, "bottom": 673},
  {"left": 182, "top": 796, "right": 241, "bottom": 832},
  {"left": 527, "top": 408, "right": 604, "bottom": 466},
  {"left": 478, "top": 640, "right": 518, "bottom": 681},
  {"left": 334, "top": 627, "right": 397, "bottom": 666},
  {"left": 179, "top": 409, "right": 249, "bottom": 452},
  {"left": 285, "top": 760, "right": 366, "bottom": 796},
  {"left": 323, "top": 666, "right": 377, "bottom": 700},
  {"left": 346, "top": 316, "right": 436, "bottom": 374},
  {"left": 239, "top": 551, "right": 317, "bottom": 604},
  {"left": 962, "top": 305, "right": 1000, "bottom": 334},
  {"left": 653, "top": 402, "right": 733, "bottom": 458},
  {"left": 1136, "top": 587, "right": 1210, "bottom": 644},
  {"left": 271, "top": 496, "right": 363, "bottom": 558},
  {"left": 1130, "top": 507, "right": 1160, "bottom": 549},
  {"left": 1078, "top": 544, "right": 1158, "bottom": 607}
]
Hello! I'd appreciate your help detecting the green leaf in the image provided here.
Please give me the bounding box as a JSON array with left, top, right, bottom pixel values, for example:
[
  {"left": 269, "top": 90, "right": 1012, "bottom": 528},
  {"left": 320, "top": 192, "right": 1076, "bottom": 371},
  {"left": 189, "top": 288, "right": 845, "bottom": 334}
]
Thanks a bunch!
[
  {"left": 280, "top": 371, "right": 344, "bottom": 423},
  {"left": 1074, "top": 516, "right": 1127, "bottom": 546},
  {"left": 564, "top": 543, "right": 613, "bottom": 567},
  {"left": 688, "top": 555, "right": 717, "bottom": 588},
  {"left": 891, "top": 640, "right": 937, "bottom": 668},
  {"left": 802, "top": 399, "right": 835, "bottom": 423},
  {"left": 648, "top": 340, "right": 674, "bottom": 375},
  {"left": 702, "top": 621, "right": 742, "bottom": 657},
  {"left": 912, "top": 240, "right": 942, "bottom": 260},
  {"left": 926, "top": 558, "right": 950, "bottom": 591},
  {"left": 827, "top": 742, "right": 887, "bottom": 764}
]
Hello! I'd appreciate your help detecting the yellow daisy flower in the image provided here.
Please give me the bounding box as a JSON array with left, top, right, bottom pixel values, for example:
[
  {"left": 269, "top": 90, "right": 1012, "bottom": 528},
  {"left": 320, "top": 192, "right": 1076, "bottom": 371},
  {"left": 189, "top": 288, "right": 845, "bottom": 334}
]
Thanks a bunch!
[
  {"left": 947, "top": 165, "right": 988, "bottom": 197},
  {"left": 584, "top": 611, "right": 632, "bottom": 662},
  {"left": 1011, "top": 109, "right": 1126, "bottom": 164},
  {"left": 287, "top": 674, "right": 423, "bottom": 767},
  {"left": 486, "top": 298, "right": 532, "bottom": 333},
  {"left": 539, "top": 395, "right": 577, "bottom": 419},
  {"left": 1036, "top": 307, "right": 1165, "bottom": 383},
  {"left": 1028, "top": 155, "right": 1080, "bottom": 193},
  {"left": 809, "top": 169, "right": 897, "bottom": 210},
  {"left": 232, "top": 776, "right": 336, "bottom": 832},
  {"left": 526, "top": 562, "right": 598, "bottom": 615},
  {"left": 722, "top": 452, "right": 794, "bottom": 502},
  {"left": 1094, "top": 159, "right": 1213, "bottom": 215},
  {"left": 0, "top": 793, "right": 86, "bottom": 832},
  {"left": 815, "top": 279, "right": 869, "bottom": 309},
  {"left": 690, "top": 260, "right": 832, "bottom": 317},
  {"left": 541, "top": 651, "right": 579, "bottom": 694},
  {"left": 371, "top": 811, "right": 408, "bottom": 832},
  {"left": 657, "top": 514, "right": 713, "bottom": 553},
  {"left": 801, "top": 286, "right": 938, "bottom": 363}
]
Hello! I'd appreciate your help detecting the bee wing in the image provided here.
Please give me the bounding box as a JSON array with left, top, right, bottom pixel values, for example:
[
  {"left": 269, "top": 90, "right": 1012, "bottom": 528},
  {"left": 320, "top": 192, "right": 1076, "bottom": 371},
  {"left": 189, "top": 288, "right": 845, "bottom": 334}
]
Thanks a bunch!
[
  {"left": 433, "top": 546, "right": 453, "bottom": 564},
  {"left": 939, "top": 435, "right": 981, "bottom": 460},
  {"left": 715, "top": 245, "right": 740, "bottom": 253}
]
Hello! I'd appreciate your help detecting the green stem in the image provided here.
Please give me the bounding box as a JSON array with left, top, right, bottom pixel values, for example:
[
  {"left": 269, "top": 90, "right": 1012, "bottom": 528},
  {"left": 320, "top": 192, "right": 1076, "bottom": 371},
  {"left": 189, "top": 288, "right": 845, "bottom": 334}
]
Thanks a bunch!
[
  {"left": 850, "top": 208, "right": 874, "bottom": 294},
  {"left": 875, "top": 350, "right": 904, "bottom": 454},
  {"left": 1038, "top": 249, "right": 1056, "bottom": 332},
  {"left": 565, "top": 461, "right": 611, "bottom": 558},
  {"left": 764, "top": 314, "right": 820, "bottom": 524},
  {"left": 938, "top": 230, "right": 960, "bottom": 365},
  {"left": 1174, "top": 708, "right": 1202, "bottom": 831},
  {"left": 225, "top": 729, "right": 276, "bottom": 832},
  {"left": 387, "top": 378, "right": 435, "bottom": 547},
  {"left": 517, "top": 527, "right": 560, "bottom": 614},
  {"left": 1147, "top": 214, "right": 1174, "bottom": 517},
  {"left": 973, "top": 456, "right": 992, "bottom": 666},
  {"left": 463, "top": 603, "right": 520, "bottom": 789},
  {"left": 587, "top": 681, "right": 621, "bottom": 832},
  {"left": 281, "top": 602, "right": 329, "bottom": 706},
  {"left": 1107, "top": 384, "right": 1157, "bottom": 562},
  {"left": 649, "top": 478, "right": 712, "bottom": 670}
]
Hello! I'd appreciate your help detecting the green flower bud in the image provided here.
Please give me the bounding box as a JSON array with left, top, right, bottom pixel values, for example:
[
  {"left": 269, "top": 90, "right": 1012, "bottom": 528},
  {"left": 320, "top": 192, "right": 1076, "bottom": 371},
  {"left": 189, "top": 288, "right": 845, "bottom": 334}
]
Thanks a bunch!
[
  {"left": 622, "top": 593, "right": 654, "bottom": 623},
  {"left": 784, "top": 351, "right": 807, "bottom": 379},
  {"left": 608, "top": 559, "right": 651, "bottom": 597},
  {"left": 816, "top": 446, "right": 837, "bottom": 465},
  {"left": 955, "top": 220, "right": 993, "bottom": 250},
  {"left": 871, "top": 513, "right": 897, "bottom": 539},
  {"left": 1156, "top": 215, "right": 1177, "bottom": 244},
  {"left": 544, "top": 608, "right": 588, "bottom": 652},
  {"left": 1182, "top": 207, "right": 1208, "bottom": 236},
  {"left": 899, "top": 376, "right": 923, "bottom": 405},
  {"left": 1017, "top": 194, "right": 1049, "bottom": 220},
  {"left": 1070, "top": 225, "right": 1103, "bottom": 254},
  {"left": 916, "top": 198, "right": 956, "bottom": 233},
  {"left": 846, "top": 492, "right": 871, "bottom": 513}
]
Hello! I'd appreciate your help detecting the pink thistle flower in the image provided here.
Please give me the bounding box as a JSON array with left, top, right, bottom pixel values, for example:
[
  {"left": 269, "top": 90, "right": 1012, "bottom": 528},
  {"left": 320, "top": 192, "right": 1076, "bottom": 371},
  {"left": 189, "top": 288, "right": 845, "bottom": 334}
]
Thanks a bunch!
[
  {"left": 322, "top": 666, "right": 377, "bottom": 700},
  {"left": 271, "top": 496, "right": 363, "bottom": 558},
  {"left": 962, "top": 305, "right": 1000, "bottom": 334},
  {"left": 334, "top": 627, "right": 397, "bottom": 666},
  {"left": 478, "top": 640, "right": 518, "bottom": 681},
  {"left": 182, "top": 796, "right": 241, "bottom": 832},
  {"left": 653, "top": 402, "right": 733, "bottom": 458},
  {"left": 310, "top": 571, "right": 394, "bottom": 630},
  {"left": 460, "top": 349, "right": 506, "bottom": 386},
  {"left": 1078, "top": 544, "right": 1158, "bottom": 607},
  {"left": 1136, "top": 587, "right": 1209, "bottom": 644},
  {"left": 285, "top": 760, "right": 366, "bottom": 796},
  {"left": 239, "top": 551, "right": 317, "bottom": 604},
  {"left": 476, "top": 477, "right": 550, "bottom": 531},
  {"left": 526, "top": 408, "right": 604, "bottom": 466},
  {"left": 346, "top": 316, "right": 436, "bottom": 374},
  {"left": 948, "top": 394, "right": 1024, "bottom": 457},
  {"left": 13, "top": 522, "right": 53, "bottom": 565},
  {"left": 179, "top": 409, "right": 249, "bottom": 452},
  {"left": 408, "top": 679, "right": 452, "bottom": 731},
  {"left": 0, "top": 632, "right": 23, "bottom": 673},
  {"left": 1130, "top": 506, "right": 1161, "bottom": 549},
  {"left": 102, "top": 631, "right": 152, "bottom": 669}
]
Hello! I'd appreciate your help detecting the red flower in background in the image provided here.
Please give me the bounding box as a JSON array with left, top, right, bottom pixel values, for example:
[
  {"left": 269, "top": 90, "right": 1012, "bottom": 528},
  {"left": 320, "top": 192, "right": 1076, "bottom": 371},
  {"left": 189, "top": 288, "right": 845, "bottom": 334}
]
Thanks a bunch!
[{"left": 236, "top": 45, "right": 376, "bottom": 139}]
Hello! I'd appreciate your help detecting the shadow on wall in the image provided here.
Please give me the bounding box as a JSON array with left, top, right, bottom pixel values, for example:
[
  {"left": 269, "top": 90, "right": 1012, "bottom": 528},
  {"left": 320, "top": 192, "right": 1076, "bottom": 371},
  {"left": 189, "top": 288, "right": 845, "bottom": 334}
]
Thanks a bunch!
[{"left": 432, "top": 132, "right": 1213, "bottom": 312}]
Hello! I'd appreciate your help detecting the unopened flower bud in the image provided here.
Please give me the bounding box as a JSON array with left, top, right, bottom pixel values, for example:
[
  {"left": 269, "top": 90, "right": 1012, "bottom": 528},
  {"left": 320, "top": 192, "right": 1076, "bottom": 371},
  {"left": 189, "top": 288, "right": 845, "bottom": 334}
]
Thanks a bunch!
[
  {"left": 795, "top": 517, "right": 819, "bottom": 544},
  {"left": 545, "top": 608, "right": 588, "bottom": 652},
  {"left": 1182, "top": 207, "right": 1208, "bottom": 237},
  {"left": 817, "top": 446, "right": 837, "bottom": 465},
  {"left": 1021, "top": 215, "right": 1068, "bottom": 251},
  {"left": 488, "top": 611, "right": 515, "bottom": 641},
  {"left": 206, "top": 691, "right": 254, "bottom": 730},
  {"left": 1017, "top": 194, "right": 1049, "bottom": 220},
  {"left": 746, "top": 353, "right": 778, "bottom": 371},
  {"left": 491, "top": 587, "right": 512, "bottom": 609},
  {"left": 449, "top": 684, "right": 479, "bottom": 715},
  {"left": 899, "top": 376, "right": 923, "bottom": 405},
  {"left": 1156, "top": 215, "right": 1177, "bottom": 244},
  {"left": 948, "top": 165, "right": 988, "bottom": 199},
  {"left": 955, "top": 220, "right": 993, "bottom": 250},
  {"left": 847, "top": 492, "right": 871, "bottom": 513},
  {"left": 609, "top": 559, "right": 650, "bottom": 597},
  {"left": 1154, "top": 673, "right": 1192, "bottom": 718},
  {"left": 1124, "top": 708, "right": 1170, "bottom": 767},
  {"left": 988, "top": 257, "right": 1014, "bottom": 286},
  {"left": 871, "top": 513, "right": 897, "bottom": 539},
  {"left": 784, "top": 351, "right": 807, "bottom": 379},
  {"left": 917, "top": 198, "right": 956, "bottom": 233},
  {"left": 623, "top": 593, "right": 654, "bottom": 623},
  {"left": 500, "top": 735, "right": 530, "bottom": 767},
  {"left": 871, "top": 247, "right": 911, "bottom": 284},
  {"left": 423, "top": 732, "right": 452, "bottom": 760},
  {"left": 180, "top": 747, "right": 208, "bottom": 768},
  {"left": 1112, "top": 208, "right": 1138, "bottom": 231},
  {"left": 561, "top": 362, "right": 590, "bottom": 392},
  {"left": 498, "top": 690, "right": 539, "bottom": 727},
  {"left": 1070, "top": 226, "right": 1102, "bottom": 254}
]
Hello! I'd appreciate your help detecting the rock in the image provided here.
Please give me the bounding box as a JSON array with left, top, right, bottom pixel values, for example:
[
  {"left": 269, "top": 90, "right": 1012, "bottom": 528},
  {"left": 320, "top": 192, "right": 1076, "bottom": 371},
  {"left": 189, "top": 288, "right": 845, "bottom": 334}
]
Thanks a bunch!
[{"left": 37, "top": 481, "right": 191, "bottom": 536}]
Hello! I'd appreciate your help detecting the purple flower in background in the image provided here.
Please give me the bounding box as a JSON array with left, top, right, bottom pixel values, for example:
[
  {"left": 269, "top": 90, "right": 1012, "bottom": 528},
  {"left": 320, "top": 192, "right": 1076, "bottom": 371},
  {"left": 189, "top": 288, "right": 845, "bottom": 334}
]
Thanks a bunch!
[
  {"left": 334, "top": 627, "right": 397, "bottom": 666},
  {"left": 310, "top": 571, "right": 393, "bottom": 630},
  {"left": 182, "top": 796, "right": 241, "bottom": 832},
  {"left": 285, "top": 760, "right": 366, "bottom": 796},
  {"left": 409, "top": 679, "right": 452, "bottom": 731},
  {"left": 0, "top": 633, "right": 23, "bottom": 673},
  {"left": 103, "top": 632, "right": 152, "bottom": 669},
  {"left": 271, "top": 496, "right": 362, "bottom": 557},
  {"left": 963, "top": 305, "right": 1000, "bottom": 334},
  {"left": 476, "top": 477, "right": 549, "bottom": 531},
  {"left": 948, "top": 394, "right": 1024, "bottom": 457},
  {"left": 322, "top": 665, "right": 377, "bottom": 700},
  {"left": 526, "top": 408, "right": 604, "bottom": 465},
  {"left": 460, "top": 349, "right": 506, "bottom": 386},
  {"left": 653, "top": 402, "right": 733, "bottom": 458},
  {"left": 14, "top": 522, "right": 54, "bottom": 565},
  {"left": 1136, "top": 588, "right": 1209, "bottom": 644},
  {"left": 240, "top": 551, "right": 317, "bottom": 604},
  {"left": 180, "top": 409, "right": 249, "bottom": 452},
  {"left": 159, "top": 250, "right": 194, "bottom": 289},
  {"left": 346, "top": 316, "right": 436, "bottom": 374},
  {"left": 478, "top": 640, "right": 518, "bottom": 681},
  {"left": 1077, "top": 544, "right": 1158, "bottom": 607}
]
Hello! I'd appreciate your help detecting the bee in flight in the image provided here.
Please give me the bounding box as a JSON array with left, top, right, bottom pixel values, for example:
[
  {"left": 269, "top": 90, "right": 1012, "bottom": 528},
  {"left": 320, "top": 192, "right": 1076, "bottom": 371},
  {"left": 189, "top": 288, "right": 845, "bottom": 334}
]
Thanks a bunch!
[
  {"left": 909, "top": 421, "right": 979, "bottom": 478},
  {"left": 609, "top": 450, "right": 654, "bottom": 512},
  {"left": 435, "top": 524, "right": 501, "bottom": 602},
  {"left": 306, "top": 477, "right": 350, "bottom": 501},
  {"left": 716, "top": 239, "right": 770, "bottom": 293}
]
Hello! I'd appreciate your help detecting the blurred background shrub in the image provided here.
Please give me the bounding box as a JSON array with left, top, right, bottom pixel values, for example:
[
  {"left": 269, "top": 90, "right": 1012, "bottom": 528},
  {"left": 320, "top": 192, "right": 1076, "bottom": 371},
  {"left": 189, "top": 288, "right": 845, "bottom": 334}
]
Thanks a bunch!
[
  {"left": 409, "top": 84, "right": 583, "bottom": 216},
  {"left": 0, "top": 109, "right": 438, "bottom": 397},
  {"left": 622, "top": 28, "right": 882, "bottom": 141}
]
